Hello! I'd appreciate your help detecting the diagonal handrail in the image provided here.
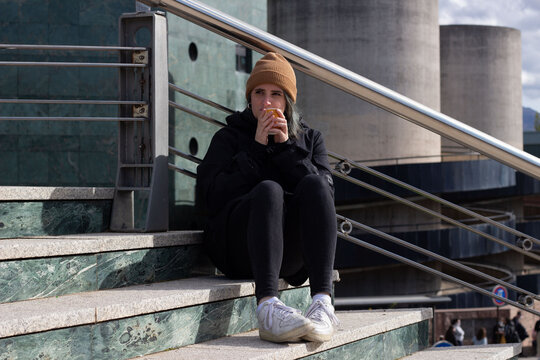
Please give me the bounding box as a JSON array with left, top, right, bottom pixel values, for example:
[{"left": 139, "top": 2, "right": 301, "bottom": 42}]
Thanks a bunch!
[
  {"left": 169, "top": 100, "right": 226, "bottom": 127},
  {"left": 329, "top": 151, "right": 540, "bottom": 248},
  {"left": 169, "top": 83, "right": 234, "bottom": 114},
  {"left": 337, "top": 227, "right": 540, "bottom": 316},
  {"left": 336, "top": 214, "right": 539, "bottom": 302},
  {"left": 331, "top": 168, "right": 540, "bottom": 261},
  {"left": 140, "top": 0, "right": 540, "bottom": 181}
]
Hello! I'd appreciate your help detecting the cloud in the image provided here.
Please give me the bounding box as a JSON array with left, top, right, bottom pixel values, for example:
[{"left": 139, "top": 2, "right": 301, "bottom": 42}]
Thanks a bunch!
[
  {"left": 522, "top": 71, "right": 537, "bottom": 86},
  {"left": 440, "top": 0, "right": 540, "bottom": 111}
]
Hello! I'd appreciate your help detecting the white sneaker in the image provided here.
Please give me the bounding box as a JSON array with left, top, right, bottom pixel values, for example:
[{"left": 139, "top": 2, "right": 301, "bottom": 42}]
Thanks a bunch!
[
  {"left": 302, "top": 299, "right": 340, "bottom": 342},
  {"left": 257, "top": 298, "right": 314, "bottom": 343}
]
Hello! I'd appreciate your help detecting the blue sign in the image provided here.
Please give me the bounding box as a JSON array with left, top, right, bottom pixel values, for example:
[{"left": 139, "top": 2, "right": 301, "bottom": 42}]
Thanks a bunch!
[{"left": 492, "top": 285, "right": 508, "bottom": 306}]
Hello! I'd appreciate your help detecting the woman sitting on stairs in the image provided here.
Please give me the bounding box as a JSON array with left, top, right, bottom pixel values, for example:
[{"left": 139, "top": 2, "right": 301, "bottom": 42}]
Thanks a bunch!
[{"left": 196, "top": 52, "right": 339, "bottom": 343}]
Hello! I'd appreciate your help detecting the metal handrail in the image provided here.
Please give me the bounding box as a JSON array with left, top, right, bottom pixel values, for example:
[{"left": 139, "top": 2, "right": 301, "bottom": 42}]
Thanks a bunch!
[
  {"left": 0, "top": 44, "right": 146, "bottom": 51},
  {"left": 0, "top": 99, "right": 146, "bottom": 105},
  {"left": 0, "top": 116, "right": 146, "bottom": 122},
  {"left": 413, "top": 261, "right": 515, "bottom": 295},
  {"left": 169, "top": 146, "right": 202, "bottom": 164},
  {"left": 0, "top": 61, "right": 146, "bottom": 68},
  {"left": 169, "top": 100, "right": 226, "bottom": 127},
  {"left": 169, "top": 83, "right": 234, "bottom": 114},
  {"left": 337, "top": 228, "right": 540, "bottom": 316},
  {"left": 331, "top": 168, "right": 540, "bottom": 261},
  {"left": 347, "top": 152, "right": 484, "bottom": 165},
  {"left": 168, "top": 163, "right": 196, "bottom": 178},
  {"left": 337, "top": 204, "right": 513, "bottom": 224},
  {"left": 336, "top": 214, "right": 539, "bottom": 302},
  {"left": 349, "top": 214, "right": 512, "bottom": 233},
  {"left": 330, "top": 151, "right": 540, "bottom": 248},
  {"left": 139, "top": 0, "right": 540, "bottom": 181}
]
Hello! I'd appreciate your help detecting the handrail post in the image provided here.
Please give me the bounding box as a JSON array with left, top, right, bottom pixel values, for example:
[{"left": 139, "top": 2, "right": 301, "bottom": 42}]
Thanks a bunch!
[{"left": 111, "top": 12, "right": 169, "bottom": 232}]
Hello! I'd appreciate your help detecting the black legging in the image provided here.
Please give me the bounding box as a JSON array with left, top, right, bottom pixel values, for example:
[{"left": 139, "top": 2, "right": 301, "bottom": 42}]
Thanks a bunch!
[{"left": 224, "top": 174, "right": 337, "bottom": 301}]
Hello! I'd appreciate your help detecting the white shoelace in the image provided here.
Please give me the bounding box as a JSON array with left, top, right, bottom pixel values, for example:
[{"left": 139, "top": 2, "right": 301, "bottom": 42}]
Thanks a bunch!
[
  {"left": 263, "top": 300, "right": 301, "bottom": 329},
  {"left": 305, "top": 300, "right": 340, "bottom": 326}
]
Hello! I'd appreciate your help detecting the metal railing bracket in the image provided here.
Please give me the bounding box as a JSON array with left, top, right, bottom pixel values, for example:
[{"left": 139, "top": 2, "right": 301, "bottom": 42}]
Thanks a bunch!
[{"left": 133, "top": 50, "right": 149, "bottom": 64}]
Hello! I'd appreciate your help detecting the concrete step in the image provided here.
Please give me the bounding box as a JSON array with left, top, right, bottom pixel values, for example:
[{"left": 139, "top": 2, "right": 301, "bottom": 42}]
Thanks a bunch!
[
  {"left": 131, "top": 309, "right": 432, "bottom": 360},
  {"left": 0, "top": 231, "right": 205, "bottom": 303},
  {"left": 0, "top": 186, "right": 115, "bottom": 201},
  {"left": 0, "top": 273, "right": 336, "bottom": 360},
  {"left": 0, "top": 186, "right": 115, "bottom": 238},
  {"left": 402, "top": 344, "right": 522, "bottom": 360},
  {"left": 0, "top": 231, "right": 203, "bottom": 260}
]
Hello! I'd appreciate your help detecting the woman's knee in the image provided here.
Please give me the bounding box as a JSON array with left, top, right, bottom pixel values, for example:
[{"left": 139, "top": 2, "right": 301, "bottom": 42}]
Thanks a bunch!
[
  {"left": 251, "top": 180, "right": 284, "bottom": 203},
  {"left": 297, "top": 174, "right": 329, "bottom": 194}
]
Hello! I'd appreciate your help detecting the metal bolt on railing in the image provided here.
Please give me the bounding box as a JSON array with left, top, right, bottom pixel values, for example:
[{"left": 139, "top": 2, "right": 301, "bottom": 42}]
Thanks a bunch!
[
  {"left": 518, "top": 294, "right": 535, "bottom": 307},
  {"left": 339, "top": 219, "right": 353, "bottom": 235},
  {"left": 335, "top": 160, "right": 352, "bottom": 175},
  {"left": 516, "top": 237, "right": 534, "bottom": 251}
]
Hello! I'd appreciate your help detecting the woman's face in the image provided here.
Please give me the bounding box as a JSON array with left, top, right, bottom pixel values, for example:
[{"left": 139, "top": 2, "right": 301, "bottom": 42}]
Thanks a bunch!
[{"left": 249, "top": 83, "right": 286, "bottom": 119}]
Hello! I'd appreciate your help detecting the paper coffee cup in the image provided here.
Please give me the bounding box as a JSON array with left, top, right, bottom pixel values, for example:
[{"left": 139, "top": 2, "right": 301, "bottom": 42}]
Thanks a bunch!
[
  {"left": 265, "top": 108, "right": 281, "bottom": 135},
  {"left": 265, "top": 108, "right": 280, "bottom": 117}
]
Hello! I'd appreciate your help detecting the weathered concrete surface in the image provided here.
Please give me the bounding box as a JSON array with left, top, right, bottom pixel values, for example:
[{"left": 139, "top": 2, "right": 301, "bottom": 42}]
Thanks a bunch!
[
  {"left": 441, "top": 25, "right": 522, "bottom": 153},
  {"left": 269, "top": 0, "right": 441, "bottom": 164}
]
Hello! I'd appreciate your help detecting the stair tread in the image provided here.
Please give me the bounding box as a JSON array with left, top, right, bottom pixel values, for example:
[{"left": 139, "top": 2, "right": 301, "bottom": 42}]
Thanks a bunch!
[
  {"left": 0, "top": 186, "right": 115, "bottom": 200},
  {"left": 0, "top": 230, "right": 203, "bottom": 260},
  {"left": 401, "top": 343, "right": 522, "bottom": 360},
  {"left": 132, "top": 309, "right": 433, "bottom": 360},
  {"left": 0, "top": 272, "right": 337, "bottom": 339}
]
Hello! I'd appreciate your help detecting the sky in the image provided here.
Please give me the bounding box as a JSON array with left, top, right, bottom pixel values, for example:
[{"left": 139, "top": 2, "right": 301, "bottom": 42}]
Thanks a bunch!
[{"left": 439, "top": 0, "right": 540, "bottom": 112}]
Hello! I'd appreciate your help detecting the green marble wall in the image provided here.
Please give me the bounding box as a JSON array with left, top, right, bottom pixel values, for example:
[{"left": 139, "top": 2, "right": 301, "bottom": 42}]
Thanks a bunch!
[
  {"left": 0, "top": 200, "right": 111, "bottom": 238},
  {"left": 0, "top": 245, "right": 202, "bottom": 303},
  {"left": 0, "top": 0, "right": 267, "bottom": 231},
  {"left": 0, "top": 286, "right": 310, "bottom": 360},
  {"left": 303, "top": 320, "right": 430, "bottom": 360},
  {"left": 166, "top": 0, "right": 266, "bottom": 230},
  {"left": 0, "top": 0, "right": 134, "bottom": 187}
]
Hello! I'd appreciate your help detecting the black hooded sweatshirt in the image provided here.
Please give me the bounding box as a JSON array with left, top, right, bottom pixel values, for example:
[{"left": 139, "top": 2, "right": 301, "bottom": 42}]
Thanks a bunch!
[{"left": 196, "top": 108, "right": 334, "bottom": 272}]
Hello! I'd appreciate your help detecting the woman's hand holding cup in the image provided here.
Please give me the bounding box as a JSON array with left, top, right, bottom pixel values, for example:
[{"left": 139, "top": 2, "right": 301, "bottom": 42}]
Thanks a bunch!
[
  {"left": 265, "top": 108, "right": 288, "bottom": 143},
  {"left": 255, "top": 108, "right": 288, "bottom": 145}
]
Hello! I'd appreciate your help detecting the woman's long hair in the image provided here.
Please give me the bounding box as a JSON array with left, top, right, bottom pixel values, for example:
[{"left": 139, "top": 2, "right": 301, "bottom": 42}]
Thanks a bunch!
[{"left": 284, "top": 93, "right": 302, "bottom": 140}]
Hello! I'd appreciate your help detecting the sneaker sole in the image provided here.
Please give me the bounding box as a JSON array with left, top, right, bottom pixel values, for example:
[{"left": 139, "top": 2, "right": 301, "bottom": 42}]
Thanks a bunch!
[
  {"left": 302, "top": 329, "right": 334, "bottom": 342},
  {"left": 259, "top": 322, "right": 314, "bottom": 343}
]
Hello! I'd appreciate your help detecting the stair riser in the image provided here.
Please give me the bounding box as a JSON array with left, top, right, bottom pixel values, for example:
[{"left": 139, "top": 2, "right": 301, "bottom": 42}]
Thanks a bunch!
[
  {"left": 303, "top": 320, "right": 429, "bottom": 360},
  {"left": 0, "top": 245, "right": 202, "bottom": 303},
  {"left": 0, "top": 200, "right": 111, "bottom": 239},
  {"left": 0, "top": 287, "right": 311, "bottom": 360}
]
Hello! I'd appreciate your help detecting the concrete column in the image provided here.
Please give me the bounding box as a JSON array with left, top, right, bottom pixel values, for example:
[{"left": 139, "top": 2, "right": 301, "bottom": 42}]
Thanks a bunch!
[
  {"left": 268, "top": 0, "right": 441, "bottom": 164},
  {"left": 440, "top": 25, "right": 522, "bottom": 153}
]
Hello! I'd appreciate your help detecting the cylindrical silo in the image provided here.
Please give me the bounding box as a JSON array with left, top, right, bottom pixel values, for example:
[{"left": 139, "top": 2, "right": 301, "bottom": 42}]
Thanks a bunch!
[
  {"left": 268, "top": 0, "right": 441, "bottom": 164},
  {"left": 440, "top": 25, "right": 522, "bottom": 153}
]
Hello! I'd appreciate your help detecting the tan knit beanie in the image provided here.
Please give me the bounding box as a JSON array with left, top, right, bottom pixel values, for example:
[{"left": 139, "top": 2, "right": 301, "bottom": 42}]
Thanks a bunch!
[{"left": 245, "top": 52, "right": 297, "bottom": 103}]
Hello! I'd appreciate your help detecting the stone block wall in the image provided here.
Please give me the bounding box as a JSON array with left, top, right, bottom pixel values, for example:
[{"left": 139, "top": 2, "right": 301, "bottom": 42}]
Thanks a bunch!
[{"left": 0, "top": 0, "right": 134, "bottom": 186}]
